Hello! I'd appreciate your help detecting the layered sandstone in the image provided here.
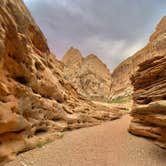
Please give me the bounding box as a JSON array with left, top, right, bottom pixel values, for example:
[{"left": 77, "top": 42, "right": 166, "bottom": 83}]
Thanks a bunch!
[
  {"left": 110, "top": 49, "right": 156, "bottom": 99},
  {"left": 110, "top": 17, "right": 166, "bottom": 99},
  {"left": 62, "top": 48, "right": 111, "bottom": 100},
  {"left": 129, "top": 16, "right": 166, "bottom": 149},
  {"left": 0, "top": 0, "right": 121, "bottom": 164}
]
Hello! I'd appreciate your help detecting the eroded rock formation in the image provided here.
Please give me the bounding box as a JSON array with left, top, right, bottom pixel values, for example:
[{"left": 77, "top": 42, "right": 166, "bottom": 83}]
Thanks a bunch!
[
  {"left": 129, "top": 16, "right": 166, "bottom": 149},
  {"left": 62, "top": 47, "right": 111, "bottom": 100},
  {"left": 110, "top": 50, "right": 156, "bottom": 99},
  {"left": 110, "top": 17, "right": 166, "bottom": 99},
  {"left": 0, "top": 0, "right": 121, "bottom": 164}
]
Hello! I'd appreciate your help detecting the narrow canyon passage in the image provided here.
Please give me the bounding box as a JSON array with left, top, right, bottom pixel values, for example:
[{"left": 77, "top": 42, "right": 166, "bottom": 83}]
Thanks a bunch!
[{"left": 7, "top": 115, "right": 166, "bottom": 166}]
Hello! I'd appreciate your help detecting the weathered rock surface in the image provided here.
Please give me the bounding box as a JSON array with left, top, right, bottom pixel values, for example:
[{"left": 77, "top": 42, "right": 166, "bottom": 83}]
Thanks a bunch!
[
  {"left": 129, "top": 16, "right": 166, "bottom": 149},
  {"left": 0, "top": 0, "right": 122, "bottom": 164},
  {"left": 62, "top": 48, "right": 111, "bottom": 100},
  {"left": 110, "top": 16, "right": 166, "bottom": 99}
]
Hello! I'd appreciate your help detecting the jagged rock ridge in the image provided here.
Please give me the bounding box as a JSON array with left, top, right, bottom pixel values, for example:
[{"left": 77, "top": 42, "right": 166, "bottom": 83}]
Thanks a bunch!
[
  {"left": 128, "top": 16, "right": 166, "bottom": 149},
  {"left": 0, "top": 0, "right": 121, "bottom": 164},
  {"left": 62, "top": 47, "right": 111, "bottom": 100}
]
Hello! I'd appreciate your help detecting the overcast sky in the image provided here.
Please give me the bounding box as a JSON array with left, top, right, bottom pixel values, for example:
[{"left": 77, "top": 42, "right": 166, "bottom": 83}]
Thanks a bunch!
[{"left": 23, "top": 0, "right": 166, "bottom": 70}]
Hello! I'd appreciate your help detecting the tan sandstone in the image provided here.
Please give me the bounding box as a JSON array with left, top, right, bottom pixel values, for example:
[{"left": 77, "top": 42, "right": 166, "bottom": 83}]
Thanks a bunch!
[
  {"left": 0, "top": 0, "right": 122, "bottom": 164},
  {"left": 128, "top": 16, "right": 166, "bottom": 149},
  {"left": 62, "top": 47, "right": 111, "bottom": 100},
  {"left": 110, "top": 16, "right": 166, "bottom": 99}
]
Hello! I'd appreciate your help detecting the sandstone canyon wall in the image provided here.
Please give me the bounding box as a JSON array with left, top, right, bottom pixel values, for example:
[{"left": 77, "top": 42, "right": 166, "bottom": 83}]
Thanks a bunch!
[
  {"left": 129, "top": 16, "right": 166, "bottom": 149},
  {"left": 0, "top": 0, "right": 121, "bottom": 164},
  {"left": 110, "top": 17, "right": 166, "bottom": 99},
  {"left": 62, "top": 47, "right": 112, "bottom": 100}
]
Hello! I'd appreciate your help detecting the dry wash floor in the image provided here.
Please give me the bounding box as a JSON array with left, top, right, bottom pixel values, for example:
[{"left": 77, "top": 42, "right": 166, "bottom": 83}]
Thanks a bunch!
[{"left": 6, "top": 115, "right": 166, "bottom": 166}]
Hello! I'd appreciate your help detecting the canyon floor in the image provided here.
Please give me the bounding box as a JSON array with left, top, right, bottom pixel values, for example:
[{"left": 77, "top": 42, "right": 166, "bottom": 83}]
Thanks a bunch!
[{"left": 6, "top": 115, "right": 166, "bottom": 166}]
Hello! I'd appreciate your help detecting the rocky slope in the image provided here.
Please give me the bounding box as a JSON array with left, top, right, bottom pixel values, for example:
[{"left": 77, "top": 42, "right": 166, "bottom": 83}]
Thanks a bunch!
[
  {"left": 110, "top": 17, "right": 166, "bottom": 99},
  {"left": 128, "top": 16, "right": 166, "bottom": 149},
  {"left": 62, "top": 48, "right": 111, "bottom": 100},
  {"left": 0, "top": 0, "right": 121, "bottom": 164}
]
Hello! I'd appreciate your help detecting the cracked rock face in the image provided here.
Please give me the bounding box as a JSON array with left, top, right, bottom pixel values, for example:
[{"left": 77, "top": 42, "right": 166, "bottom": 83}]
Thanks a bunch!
[
  {"left": 62, "top": 47, "right": 112, "bottom": 100},
  {"left": 129, "top": 16, "right": 166, "bottom": 149},
  {"left": 110, "top": 17, "right": 166, "bottom": 99},
  {"left": 0, "top": 0, "right": 121, "bottom": 164}
]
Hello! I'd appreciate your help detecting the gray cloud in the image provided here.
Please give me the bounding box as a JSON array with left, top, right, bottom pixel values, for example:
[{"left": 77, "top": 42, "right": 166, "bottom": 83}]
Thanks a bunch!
[{"left": 23, "top": 0, "right": 166, "bottom": 69}]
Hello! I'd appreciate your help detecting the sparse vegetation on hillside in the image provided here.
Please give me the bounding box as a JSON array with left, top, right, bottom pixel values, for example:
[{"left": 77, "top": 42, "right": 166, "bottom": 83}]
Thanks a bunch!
[
  {"left": 92, "top": 96, "right": 131, "bottom": 104},
  {"left": 109, "top": 96, "right": 131, "bottom": 104}
]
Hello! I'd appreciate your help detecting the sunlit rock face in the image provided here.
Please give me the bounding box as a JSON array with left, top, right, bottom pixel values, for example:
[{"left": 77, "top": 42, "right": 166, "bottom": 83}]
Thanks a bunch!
[
  {"left": 129, "top": 16, "right": 166, "bottom": 149},
  {"left": 110, "top": 17, "right": 166, "bottom": 99},
  {"left": 0, "top": 0, "right": 122, "bottom": 164},
  {"left": 62, "top": 47, "right": 112, "bottom": 100}
]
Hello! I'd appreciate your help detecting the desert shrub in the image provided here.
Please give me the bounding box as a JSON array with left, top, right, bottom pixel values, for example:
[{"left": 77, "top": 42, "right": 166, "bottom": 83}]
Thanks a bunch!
[{"left": 109, "top": 96, "right": 131, "bottom": 104}]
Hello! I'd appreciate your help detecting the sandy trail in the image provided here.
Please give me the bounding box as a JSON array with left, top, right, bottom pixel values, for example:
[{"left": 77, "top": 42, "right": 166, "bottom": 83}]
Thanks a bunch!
[{"left": 6, "top": 115, "right": 166, "bottom": 166}]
